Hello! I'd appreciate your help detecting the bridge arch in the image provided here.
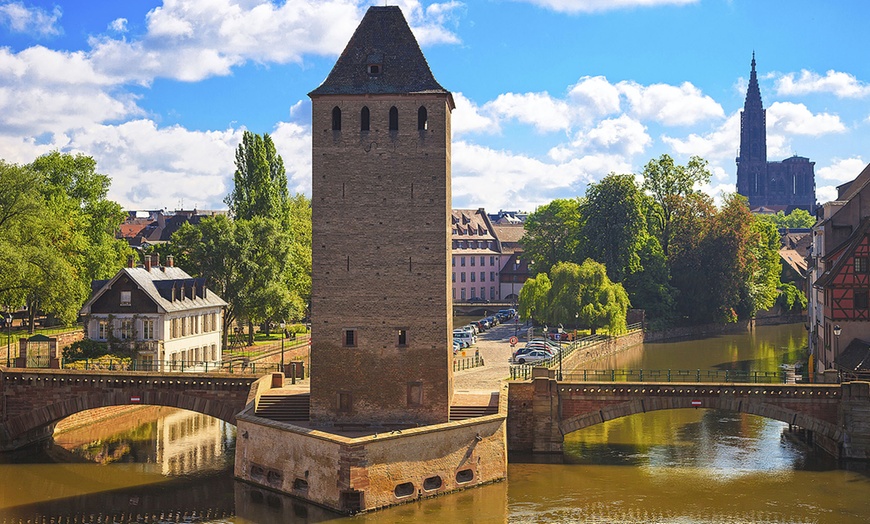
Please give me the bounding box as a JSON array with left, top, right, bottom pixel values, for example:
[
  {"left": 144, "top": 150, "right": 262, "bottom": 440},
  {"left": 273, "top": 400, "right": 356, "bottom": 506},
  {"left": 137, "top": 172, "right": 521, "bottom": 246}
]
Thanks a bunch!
[{"left": 1, "top": 369, "right": 261, "bottom": 451}]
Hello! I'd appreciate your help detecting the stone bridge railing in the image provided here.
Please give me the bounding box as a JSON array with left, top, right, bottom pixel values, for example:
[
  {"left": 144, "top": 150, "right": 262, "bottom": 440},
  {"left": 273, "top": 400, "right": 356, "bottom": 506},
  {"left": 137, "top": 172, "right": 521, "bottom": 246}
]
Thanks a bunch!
[
  {"left": 507, "top": 368, "right": 870, "bottom": 460},
  {"left": 0, "top": 367, "right": 263, "bottom": 451}
]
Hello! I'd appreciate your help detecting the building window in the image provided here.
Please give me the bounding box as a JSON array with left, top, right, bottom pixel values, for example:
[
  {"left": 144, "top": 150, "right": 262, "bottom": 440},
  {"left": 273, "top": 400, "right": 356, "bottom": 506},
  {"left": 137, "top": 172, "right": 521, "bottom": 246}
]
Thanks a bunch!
[
  {"left": 452, "top": 272, "right": 456, "bottom": 282},
  {"left": 360, "top": 106, "right": 370, "bottom": 131},
  {"left": 389, "top": 106, "right": 398, "bottom": 131},
  {"left": 332, "top": 106, "right": 342, "bottom": 131},
  {"left": 490, "top": 271, "right": 496, "bottom": 282},
  {"left": 470, "top": 257, "right": 475, "bottom": 267},
  {"left": 461, "top": 273, "right": 466, "bottom": 283},
  {"left": 480, "top": 256, "right": 485, "bottom": 266},
  {"left": 490, "top": 256, "right": 495, "bottom": 265},
  {"left": 856, "top": 290, "right": 869, "bottom": 310},
  {"left": 461, "top": 288, "right": 466, "bottom": 301},
  {"left": 461, "top": 257, "right": 466, "bottom": 267},
  {"left": 417, "top": 106, "right": 428, "bottom": 130},
  {"left": 452, "top": 257, "right": 455, "bottom": 266},
  {"left": 856, "top": 257, "right": 869, "bottom": 274},
  {"left": 471, "top": 288, "right": 476, "bottom": 298},
  {"left": 143, "top": 319, "right": 155, "bottom": 340},
  {"left": 338, "top": 392, "right": 352, "bottom": 412},
  {"left": 397, "top": 329, "right": 407, "bottom": 347},
  {"left": 481, "top": 287, "right": 485, "bottom": 299},
  {"left": 367, "top": 63, "right": 381, "bottom": 75},
  {"left": 407, "top": 382, "right": 422, "bottom": 406},
  {"left": 452, "top": 288, "right": 456, "bottom": 299},
  {"left": 490, "top": 287, "right": 496, "bottom": 300},
  {"left": 120, "top": 291, "right": 131, "bottom": 306},
  {"left": 343, "top": 329, "right": 357, "bottom": 347},
  {"left": 98, "top": 320, "right": 108, "bottom": 340},
  {"left": 480, "top": 271, "right": 485, "bottom": 282},
  {"left": 120, "top": 319, "right": 133, "bottom": 340},
  {"left": 470, "top": 272, "right": 475, "bottom": 282}
]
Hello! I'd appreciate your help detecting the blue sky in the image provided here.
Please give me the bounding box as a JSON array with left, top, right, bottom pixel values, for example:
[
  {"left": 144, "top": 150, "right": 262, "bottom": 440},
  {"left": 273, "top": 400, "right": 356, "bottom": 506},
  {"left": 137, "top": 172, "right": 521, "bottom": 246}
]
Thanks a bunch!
[{"left": 1, "top": 0, "right": 868, "bottom": 212}]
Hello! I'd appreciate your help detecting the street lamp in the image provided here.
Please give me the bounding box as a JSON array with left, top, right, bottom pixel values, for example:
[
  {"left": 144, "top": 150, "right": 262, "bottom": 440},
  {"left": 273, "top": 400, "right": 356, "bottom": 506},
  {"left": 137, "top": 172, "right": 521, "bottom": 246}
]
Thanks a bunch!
[
  {"left": 279, "top": 320, "right": 286, "bottom": 374},
  {"left": 833, "top": 324, "right": 841, "bottom": 366},
  {"left": 5, "top": 313, "right": 12, "bottom": 367}
]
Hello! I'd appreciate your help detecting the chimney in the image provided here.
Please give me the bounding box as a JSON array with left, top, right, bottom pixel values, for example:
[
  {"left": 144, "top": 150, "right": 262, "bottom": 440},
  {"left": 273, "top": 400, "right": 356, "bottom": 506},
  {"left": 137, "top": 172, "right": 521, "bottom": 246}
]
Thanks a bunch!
[
  {"left": 144, "top": 256, "right": 152, "bottom": 272},
  {"left": 167, "top": 255, "right": 174, "bottom": 267},
  {"left": 127, "top": 255, "right": 135, "bottom": 268},
  {"left": 152, "top": 253, "right": 160, "bottom": 268}
]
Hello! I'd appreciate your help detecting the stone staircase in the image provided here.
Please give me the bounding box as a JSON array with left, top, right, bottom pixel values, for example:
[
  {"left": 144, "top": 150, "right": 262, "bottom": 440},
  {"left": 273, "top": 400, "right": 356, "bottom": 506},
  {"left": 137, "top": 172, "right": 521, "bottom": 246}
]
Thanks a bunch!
[
  {"left": 255, "top": 393, "right": 310, "bottom": 422},
  {"left": 449, "top": 405, "right": 499, "bottom": 421}
]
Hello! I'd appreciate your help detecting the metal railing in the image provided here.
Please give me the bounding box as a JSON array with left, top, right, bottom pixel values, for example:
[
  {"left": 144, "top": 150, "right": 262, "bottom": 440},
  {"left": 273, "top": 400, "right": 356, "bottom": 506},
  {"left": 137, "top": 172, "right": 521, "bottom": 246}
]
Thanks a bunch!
[
  {"left": 560, "top": 369, "right": 789, "bottom": 383},
  {"left": 58, "top": 358, "right": 303, "bottom": 376},
  {"left": 453, "top": 354, "right": 484, "bottom": 372}
]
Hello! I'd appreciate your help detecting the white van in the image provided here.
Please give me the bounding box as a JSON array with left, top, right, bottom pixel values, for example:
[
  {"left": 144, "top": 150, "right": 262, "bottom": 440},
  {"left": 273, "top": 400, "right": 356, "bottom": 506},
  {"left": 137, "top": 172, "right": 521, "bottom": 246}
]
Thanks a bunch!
[{"left": 453, "top": 329, "right": 476, "bottom": 345}]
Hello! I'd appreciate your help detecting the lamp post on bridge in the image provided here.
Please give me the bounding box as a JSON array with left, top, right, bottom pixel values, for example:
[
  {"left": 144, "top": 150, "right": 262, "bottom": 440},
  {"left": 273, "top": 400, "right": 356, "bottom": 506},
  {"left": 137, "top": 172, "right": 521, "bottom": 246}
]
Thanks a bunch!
[
  {"left": 280, "top": 320, "right": 286, "bottom": 374},
  {"left": 5, "top": 313, "right": 11, "bottom": 367},
  {"left": 833, "top": 324, "right": 841, "bottom": 370}
]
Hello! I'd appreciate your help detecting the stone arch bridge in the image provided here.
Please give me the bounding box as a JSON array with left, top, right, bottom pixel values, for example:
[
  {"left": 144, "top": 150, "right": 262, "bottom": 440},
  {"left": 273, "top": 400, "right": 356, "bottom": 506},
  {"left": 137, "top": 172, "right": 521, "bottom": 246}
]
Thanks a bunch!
[
  {"left": 507, "top": 368, "right": 870, "bottom": 460},
  {"left": 0, "top": 368, "right": 260, "bottom": 451}
]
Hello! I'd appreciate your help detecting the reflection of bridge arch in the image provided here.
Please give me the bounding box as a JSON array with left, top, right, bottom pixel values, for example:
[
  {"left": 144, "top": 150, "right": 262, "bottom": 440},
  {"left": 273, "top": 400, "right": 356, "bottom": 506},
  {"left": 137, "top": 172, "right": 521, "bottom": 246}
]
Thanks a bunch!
[
  {"left": 0, "top": 369, "right": 260, "bottom": 451},
  {"left": 558, "top": 384, "right": 841, "bottom": 442}
]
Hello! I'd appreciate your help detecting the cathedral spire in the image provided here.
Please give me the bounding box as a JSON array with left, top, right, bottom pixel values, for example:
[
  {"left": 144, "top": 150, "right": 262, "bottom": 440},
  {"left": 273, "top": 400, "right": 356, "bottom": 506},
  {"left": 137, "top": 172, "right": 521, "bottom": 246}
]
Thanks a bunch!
[{"left": 744, "top": 52, "right": 762, "bottom": 110}]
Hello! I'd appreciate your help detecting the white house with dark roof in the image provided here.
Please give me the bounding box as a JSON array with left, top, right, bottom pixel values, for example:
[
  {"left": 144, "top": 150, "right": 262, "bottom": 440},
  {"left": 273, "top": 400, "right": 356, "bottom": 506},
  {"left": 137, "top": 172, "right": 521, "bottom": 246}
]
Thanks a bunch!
[{"left": 80, "top": 254, "right": 227, "bottom": 372}]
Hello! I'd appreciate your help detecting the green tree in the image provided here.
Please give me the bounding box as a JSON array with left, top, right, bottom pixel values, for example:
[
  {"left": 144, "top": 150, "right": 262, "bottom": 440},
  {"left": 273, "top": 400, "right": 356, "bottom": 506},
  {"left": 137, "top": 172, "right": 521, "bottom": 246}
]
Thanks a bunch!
[
  {"left": 573, "top": 259, "right": 630, "bottom": 335},
  {"left": 622, "top": 235, "right": 675, "bottom": 325},
  {"left": 518, "top": 272, "right": 551, "bottom": 325},
  {"left": 756, "top": 208, "right": 816, "bottom": 229},
  {"left": 225, "top": 131, "right": 290, "bottom": 222},
  {"left": 520, "top": 198, "right": 583, "bottom": 275},
  {"left": 777, "top": 281, "right": 808, "bottom": 312},
  {"left": 0, "top": 154, "right": 129, "bottom": 330},
  {"left": 642, "top": 154, "right": 712, "bottom": 257},
  {"left": 581, "top": 174, "right": 646, "bottom": 282}
]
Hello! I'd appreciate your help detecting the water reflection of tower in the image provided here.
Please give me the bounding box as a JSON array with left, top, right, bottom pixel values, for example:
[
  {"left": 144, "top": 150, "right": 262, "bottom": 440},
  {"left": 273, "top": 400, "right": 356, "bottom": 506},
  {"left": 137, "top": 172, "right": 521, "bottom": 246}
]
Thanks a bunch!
[{"left": 156, "top": 409, "right": 232, "bottom": 476}]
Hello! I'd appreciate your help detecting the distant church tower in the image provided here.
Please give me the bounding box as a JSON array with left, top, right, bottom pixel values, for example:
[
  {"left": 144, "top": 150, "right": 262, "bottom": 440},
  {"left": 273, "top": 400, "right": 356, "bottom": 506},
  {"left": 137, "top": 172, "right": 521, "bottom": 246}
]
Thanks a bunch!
[
  {"left": 736, "top": 54, "right": 816, "bottom": 213},
  {"left": 307, "top": 7, "right": 455, "bottom": 426}
]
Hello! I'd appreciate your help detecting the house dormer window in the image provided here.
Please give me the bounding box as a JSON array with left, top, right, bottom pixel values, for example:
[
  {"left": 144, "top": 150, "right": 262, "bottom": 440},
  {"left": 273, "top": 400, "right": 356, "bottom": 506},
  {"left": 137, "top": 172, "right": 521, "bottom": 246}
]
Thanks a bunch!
[
  {"left": 120, "top": 291, "right": 131, "bottom": 306},
  {"left": 367, "top": 64, "right": 381, "bottom": 75}
]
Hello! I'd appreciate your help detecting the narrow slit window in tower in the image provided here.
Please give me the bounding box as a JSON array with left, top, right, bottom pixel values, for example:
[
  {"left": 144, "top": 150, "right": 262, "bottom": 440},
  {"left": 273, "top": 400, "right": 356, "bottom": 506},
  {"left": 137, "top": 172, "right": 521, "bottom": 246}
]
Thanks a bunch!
[
  {"left": 361, "top": 106, "right": 370, "bottom": 131},
  {"left": 417, "top": 106, "right": 427, "bottom": 130},
  {"left": 332, "top": 107, "right": 342, "bottom": 131},
  {"left": 389, "top": 106, "right": 398, "bottom": 131}
]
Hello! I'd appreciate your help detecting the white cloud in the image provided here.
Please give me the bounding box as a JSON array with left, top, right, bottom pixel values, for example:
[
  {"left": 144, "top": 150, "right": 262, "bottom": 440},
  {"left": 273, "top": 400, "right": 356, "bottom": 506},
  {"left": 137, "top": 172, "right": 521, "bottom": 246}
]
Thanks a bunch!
[
  {"left": 452, "top": 92, "right": 499, "bottom": 136},
  {"left": 662, "top": 112, "right": 740, "bottom": 161},
  {"left": 511, "top": 0, "right": 697, "bottom": 14},
  {"left": 400, "top": 0, "right": 464, "bottom": 45},
  {"left": 70, "top": 120, "right": 242, "bottom": 209},
  {"left": 108, "top": 18, "right": 128, "bottom": 33},
  {"left": 571, "top": 114, "right": 650, "bottom": 156},
  {"left": 817, "top": 157, "right": 867, "bottom": 183},
  {"left": 565, "top": 75, "right": 622, "bottom": 125},
  {"left": 485, "top": 92, "right": 571, "bottom": 133},
  {"left": 767, "top": 101, "right": 846, "bottom": 136},
  {"left": 617, "top": 80, "right": 724, "bottom": 126},
  {"left": 776, "top": 69, "right": 870, "bottom": 99},
  {"left": 0, "top": 1, "right": 62, "bottom": 37},
  {"left": 270, "top": 121, "right": 313, "bottom": 197},
  {"left": 817, "top": 185, "right": 838, "bottom": 205},
  {"left": 452, "top": 140, "right": 625, "bottom": 210}
]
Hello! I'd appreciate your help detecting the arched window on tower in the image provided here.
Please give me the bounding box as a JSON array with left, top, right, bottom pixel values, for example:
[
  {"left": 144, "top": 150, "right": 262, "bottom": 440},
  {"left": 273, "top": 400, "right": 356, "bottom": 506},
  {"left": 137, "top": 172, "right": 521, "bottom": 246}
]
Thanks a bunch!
[
  {"left": 389, "top": 106, "right": 399, "bottom": 131},
  {"left": 361, "top": 106, "right": 370, "bottom": 132},
  {"left": 332, "top": 107, "right": 341, "bottom": 131},
  {"left": 417, "top": 106, "right": 428, "bottom": 130}
]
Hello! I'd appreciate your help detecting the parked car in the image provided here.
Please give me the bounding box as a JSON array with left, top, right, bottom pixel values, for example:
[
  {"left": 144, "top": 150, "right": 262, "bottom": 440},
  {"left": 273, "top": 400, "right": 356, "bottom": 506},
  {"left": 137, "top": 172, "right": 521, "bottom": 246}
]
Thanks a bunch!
[
  {"left": 453, "top": 340, "right": 462, "bottom": 353},
  {"left": 459, "top": 324, "right": 478, "bottom": 335},
  {"left": 454, "top": 337, "right": 470, "bottom": 349},
  {"left": 470, "top": 320, "right": 487, "bottom": 332},
  {"left": 453, "top": 330, "right": 476, "bottom": 345},
  {"left": 513, "top": 349, "right": 553, "bottom": 365},
  {"left": 513, "top": 345, "right": 555, "bottom": 359}
]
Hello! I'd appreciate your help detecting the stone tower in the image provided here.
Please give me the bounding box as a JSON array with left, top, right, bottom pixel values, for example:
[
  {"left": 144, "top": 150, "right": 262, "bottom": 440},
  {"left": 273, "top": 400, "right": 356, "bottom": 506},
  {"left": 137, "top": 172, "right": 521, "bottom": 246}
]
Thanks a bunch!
[
  {"left": 307, "top": 6, "right": 455, "bottom": 426},
  {"left": 736, "top": 54, "right": 816, "bottom": 212}
]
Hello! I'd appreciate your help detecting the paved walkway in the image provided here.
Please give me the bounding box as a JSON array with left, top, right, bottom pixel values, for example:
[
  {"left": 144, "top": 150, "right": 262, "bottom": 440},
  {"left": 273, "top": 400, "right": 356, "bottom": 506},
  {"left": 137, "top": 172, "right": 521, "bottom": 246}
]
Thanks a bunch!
[{"left": 454, "top": 320, "right": 527, "bottom": 392}]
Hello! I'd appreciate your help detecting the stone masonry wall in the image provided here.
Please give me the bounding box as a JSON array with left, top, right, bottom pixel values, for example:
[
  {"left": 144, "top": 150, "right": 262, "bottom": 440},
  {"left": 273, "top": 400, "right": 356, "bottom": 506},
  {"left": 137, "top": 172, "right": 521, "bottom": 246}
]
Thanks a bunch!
[{"left": 310, "top": 94, "right": 454, "bottom": 426}]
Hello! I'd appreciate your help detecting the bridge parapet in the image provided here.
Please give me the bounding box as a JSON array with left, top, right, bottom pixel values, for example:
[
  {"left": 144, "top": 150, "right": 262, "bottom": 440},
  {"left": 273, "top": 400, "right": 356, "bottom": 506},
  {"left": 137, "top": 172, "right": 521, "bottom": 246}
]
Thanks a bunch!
[{"left": 0, "top": 367, "right": 261, "bottom": 451}]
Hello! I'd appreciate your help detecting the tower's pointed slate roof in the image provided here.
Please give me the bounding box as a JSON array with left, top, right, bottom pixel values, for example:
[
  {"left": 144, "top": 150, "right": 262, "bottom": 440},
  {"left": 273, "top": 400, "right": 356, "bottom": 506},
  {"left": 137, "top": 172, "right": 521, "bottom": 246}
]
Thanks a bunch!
[{"left": 309, "top": 6, "right": 451, "bottom": 100}]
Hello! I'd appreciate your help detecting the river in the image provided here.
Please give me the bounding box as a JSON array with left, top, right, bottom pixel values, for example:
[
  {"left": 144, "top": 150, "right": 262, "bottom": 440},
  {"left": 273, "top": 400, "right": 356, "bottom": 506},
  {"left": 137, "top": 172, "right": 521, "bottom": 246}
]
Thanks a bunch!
[{"left": 3, "top": 323, "right": 870, "bottom": 522}]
